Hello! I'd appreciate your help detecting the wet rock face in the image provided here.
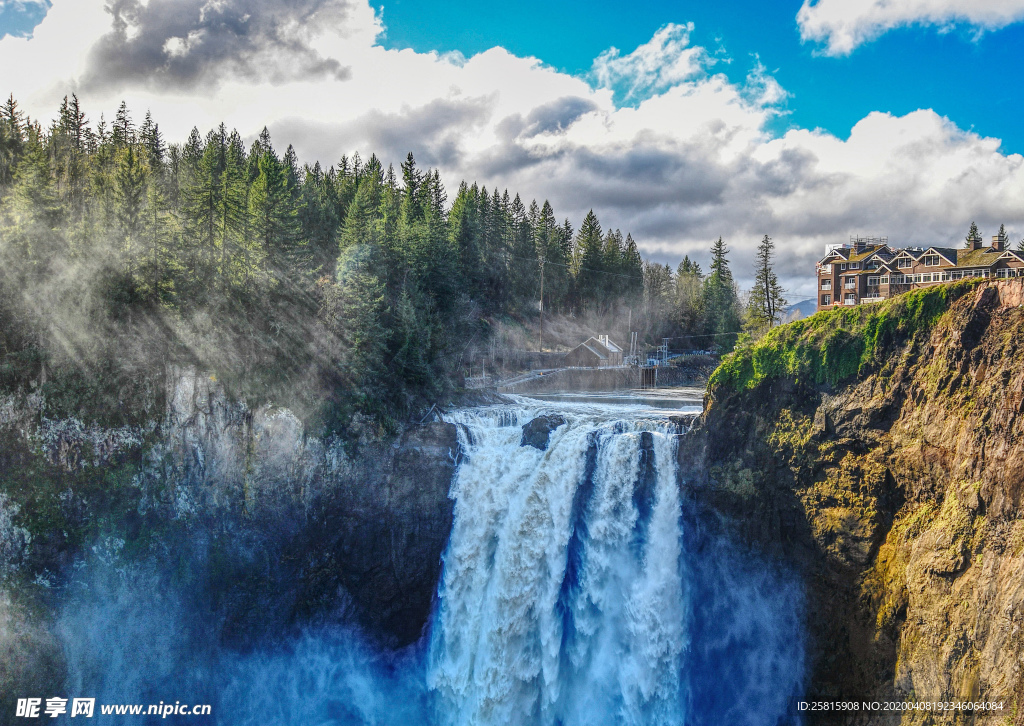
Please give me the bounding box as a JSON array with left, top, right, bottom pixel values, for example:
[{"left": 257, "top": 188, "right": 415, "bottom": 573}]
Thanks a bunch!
[
  {"left": 327, "top": 421, "right": 460, "bottom": 645},
  {"left": 687, "top": 279, "right": 1024, "bottom": 714},
  {"left": 520, "top": 414, "right": 566, "bottom": 450}
]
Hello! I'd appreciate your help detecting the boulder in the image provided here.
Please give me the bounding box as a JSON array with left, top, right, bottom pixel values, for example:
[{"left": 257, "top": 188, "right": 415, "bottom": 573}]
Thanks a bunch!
[{"left": 520, "top": 414, "right": 566, "bottom": 450}]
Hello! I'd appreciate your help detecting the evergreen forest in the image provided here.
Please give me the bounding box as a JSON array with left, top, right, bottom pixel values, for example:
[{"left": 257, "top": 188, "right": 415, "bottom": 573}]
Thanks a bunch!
[{"left": 0, "top": 95, "right": 775, "bottom": 434}]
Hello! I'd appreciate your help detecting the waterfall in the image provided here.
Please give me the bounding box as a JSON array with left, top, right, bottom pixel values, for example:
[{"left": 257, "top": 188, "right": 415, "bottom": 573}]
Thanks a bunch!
[
  {"left": 46, "top": 400, "right": 804, "bottom": 725},
  {"left": 429, "top": 400, "right": 804, "bottom": 726}
]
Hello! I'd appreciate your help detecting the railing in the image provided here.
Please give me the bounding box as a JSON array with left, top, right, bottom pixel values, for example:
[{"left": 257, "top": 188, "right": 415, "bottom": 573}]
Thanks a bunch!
[
  {"left": 820, "top": 281, "right": 832, "bottom": 290},
  {"left": 844, "top": 281, "right": 857, "bottom": 289}
]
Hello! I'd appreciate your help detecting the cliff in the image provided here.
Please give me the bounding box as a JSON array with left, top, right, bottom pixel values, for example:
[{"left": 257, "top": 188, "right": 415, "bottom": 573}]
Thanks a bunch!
[
  {"left": 0, "top": 366, "right": 462, "bottom": 698},
  {"left": 685, "top": 278, "right": 1024, "bottom": 723}
]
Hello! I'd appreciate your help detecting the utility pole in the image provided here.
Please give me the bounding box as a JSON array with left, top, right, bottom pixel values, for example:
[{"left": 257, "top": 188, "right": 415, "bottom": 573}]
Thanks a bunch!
[{"left": 538, "top": 259, "right": 545, "bottom": 353}]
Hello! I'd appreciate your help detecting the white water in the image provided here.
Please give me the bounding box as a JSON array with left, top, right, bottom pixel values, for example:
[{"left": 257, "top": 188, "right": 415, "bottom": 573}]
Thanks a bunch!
[
  {"left": 428, "top": 399, "right": 805, "bottom": 726},
  {"left": 49, "top": 400, "right": 804, "bottom": 725}
]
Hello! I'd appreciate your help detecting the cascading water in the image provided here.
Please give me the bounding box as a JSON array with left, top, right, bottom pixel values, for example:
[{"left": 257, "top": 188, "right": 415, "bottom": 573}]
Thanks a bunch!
[
  {"left": 47, "top": 399, "right": 805, "bottom": 725},
  {"left": 427, "top": 399, "right": 805, "bottom": 726}
]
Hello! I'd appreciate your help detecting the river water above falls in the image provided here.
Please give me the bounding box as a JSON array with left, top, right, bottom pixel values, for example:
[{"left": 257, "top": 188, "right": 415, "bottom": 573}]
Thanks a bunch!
[{"left": 52, "top": 399, "right": 805, "bottom": 725}]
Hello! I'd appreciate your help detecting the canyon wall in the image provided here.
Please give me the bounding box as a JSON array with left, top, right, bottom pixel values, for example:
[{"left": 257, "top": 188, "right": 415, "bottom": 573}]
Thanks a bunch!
[{"left": 685, "top": 279, "right": 1024, "bottom": 724}]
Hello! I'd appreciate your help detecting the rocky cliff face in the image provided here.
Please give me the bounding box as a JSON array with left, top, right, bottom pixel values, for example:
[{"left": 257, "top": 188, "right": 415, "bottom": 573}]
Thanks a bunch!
[
  {"left": 0, "top": 365, "right": 461, "bottom": 653},
  {"left": 685, "top": 279, "right": 1024, "bottom": 723}
]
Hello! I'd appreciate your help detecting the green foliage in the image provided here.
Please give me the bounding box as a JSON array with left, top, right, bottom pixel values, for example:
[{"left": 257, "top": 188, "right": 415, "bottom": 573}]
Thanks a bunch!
[
  {"left": 710, "top": 280, "right": 980, "bottom": 392},
  {"left": 748, "top": 234, "right": 787, "bottom": 331},
  {"left": 0, "top": 97, "right": 668, "bottom": 433},
  {"left": 965, "top": 221, "right": 981, "bottom": 248},
  {"left": 702, "top": 236, "right": 742, "bottom": 344}
]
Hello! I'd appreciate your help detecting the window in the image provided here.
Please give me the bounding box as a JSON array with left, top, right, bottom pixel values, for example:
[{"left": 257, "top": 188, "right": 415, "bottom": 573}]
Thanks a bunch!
[
  {"left": 820, "top": 279, "right": 832, "bottom": 290},
  {"left": 840, "top": 263, "right": 848, "bottom": 270},
  {"left": 897, "top": 258, "right": 912, "bottom": 268},
  {"left": 867, "top": 276, "right": 880, "bottom": 286},
  {"left": 865, "top": 259, "right": 878, "bottom": 269},
  {"left": 849, "top": 262, "right": 860, "bottom": 270},
  {"left": 821, "top": 294, "right": 831, "bottom": 306},
  {"left": 844, "top": 293, "right": 856, "bottom": 305},
  {"left": 880, "top": 276, "right": 889, "bottom": 284},
  {"left": 844, "top": 277, "right": 857, "bottom": 289},
  {"left": 923, "top": 255, "right": 940, "bottom": 266},
  {"left": 951, "top": 270, "right": 962, "bottom": 280}
]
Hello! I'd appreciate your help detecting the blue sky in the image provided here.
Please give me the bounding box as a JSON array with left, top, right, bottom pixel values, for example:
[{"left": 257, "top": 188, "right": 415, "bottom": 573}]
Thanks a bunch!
[
  {"left": 5, "top": 0, "right": 1024, "bottom": 152},
  {"left": 374, "top": 0, "right": 1024, "bottom": 154},
  {"left": 2, "top": 0, "right": 1023, "bottom": 297}
]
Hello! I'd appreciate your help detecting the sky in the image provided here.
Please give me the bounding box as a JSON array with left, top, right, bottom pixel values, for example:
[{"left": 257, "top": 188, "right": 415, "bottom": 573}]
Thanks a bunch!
[{"left": 2, "top": 0, "right": 1024, "bottom": 299}]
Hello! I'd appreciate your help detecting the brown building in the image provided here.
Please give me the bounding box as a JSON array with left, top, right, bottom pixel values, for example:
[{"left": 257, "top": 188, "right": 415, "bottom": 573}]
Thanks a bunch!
[
  {"left": 816, "top": 233, "right": 1024, "bottom": 312},
  {"left": 563, "top": 336, "right": 624, "bottom": 368}
]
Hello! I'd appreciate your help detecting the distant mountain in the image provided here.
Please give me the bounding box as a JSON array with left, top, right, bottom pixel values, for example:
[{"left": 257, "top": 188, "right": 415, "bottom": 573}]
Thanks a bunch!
[{"left": 782, "top": 299, "right": 817, "bottom": 322}]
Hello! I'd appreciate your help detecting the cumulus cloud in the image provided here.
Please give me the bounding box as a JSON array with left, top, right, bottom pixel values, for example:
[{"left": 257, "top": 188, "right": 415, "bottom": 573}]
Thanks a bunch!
[
  {"left": 591, "top": 23, "right": 711, "bottom": 105},
  {"left": 797, "top": 0, "right": 1024, "bottom": 56},
  {"left": 3, "top": 0, "right": 1024, "bottom": 298},
  {"left": 80, "top": 0, "right": 358, "bottom": 91}
]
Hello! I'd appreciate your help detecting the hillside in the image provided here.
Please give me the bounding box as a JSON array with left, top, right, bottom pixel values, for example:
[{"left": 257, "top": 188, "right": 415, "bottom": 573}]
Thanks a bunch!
[{"left": 685, "top": 278, "right": 1024, "bottom": 721}]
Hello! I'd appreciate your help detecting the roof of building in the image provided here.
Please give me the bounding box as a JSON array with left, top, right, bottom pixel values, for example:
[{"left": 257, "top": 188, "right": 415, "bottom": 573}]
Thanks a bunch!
[
  {"left": 847, "top": 245, "right": 889, "bottom": 262},
  {"left": 593, "top": 336, "right": 624, "bottom": 353},
  {"left": 954, "top": 247, "right": 1003, "bottom": 268},
  {"left": 891, "top": 248, "right": 925, "bottom": 261},
  {"left": 821, "top": 242, "right": 1011, "bottom": 270},
  {"left": 568, "top": 341, "right": 608, "bottom": 360},
  {"left": 925, "top": 247, "right": 959, "bottom": 264}
]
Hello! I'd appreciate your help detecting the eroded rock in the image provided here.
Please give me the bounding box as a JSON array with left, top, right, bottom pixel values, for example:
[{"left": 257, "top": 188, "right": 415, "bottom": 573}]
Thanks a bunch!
[{"left": 520, "top": 414, "right": 566, "bottom": 450}]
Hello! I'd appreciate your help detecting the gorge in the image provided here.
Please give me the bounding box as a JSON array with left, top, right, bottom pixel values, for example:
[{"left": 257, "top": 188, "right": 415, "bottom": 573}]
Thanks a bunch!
[{"left": 3, "top": 277, "right": 1024, "bottom": 724}]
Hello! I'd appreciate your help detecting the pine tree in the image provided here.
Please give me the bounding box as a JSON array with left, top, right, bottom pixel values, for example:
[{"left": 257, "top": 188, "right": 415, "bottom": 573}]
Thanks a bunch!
[
  {"left": 217, "top": 130, "right": 249, "bottom": 288},
  {"left": 701, "top": 236, "right": 741, "bottom": 344},
  {"left": 139, "top": 111, "right": 165, "bottom": 169},
  {"left": 0, "top": 95, "right": 27, "bottom": 186},
  {"left": 249, "top": 146, "right": 300, "bottom": 285},
  {"left": 749, "top": 234, "right": 787, "bottom": 331},
  {"left": 573, "top": 210, "right": 604, "bottom": 311},
  {"left": 675, "top": 255, "right": 704, "bottom": 335},
  {"left": 339, "top": 159, "right": 383, "bottom": 252},
  {"left": 58, "top": 94, "right": 88, "bottom": 151},
  {"left": 112, "top": 101, "right": 134, "bottom": 146},
  {"left": 114, "top": 143, "right": 149, "bottom": 279},
  {"left": 965, "top": 221, "right": 981, "bottom": 248},
  {"left": 182, "top": 129, "right": 226, "bottom": 284}
]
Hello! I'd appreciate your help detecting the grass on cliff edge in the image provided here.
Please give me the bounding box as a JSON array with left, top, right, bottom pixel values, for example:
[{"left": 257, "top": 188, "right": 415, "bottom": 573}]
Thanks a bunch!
[{"left": 710, "top": 280, "right": 981, "bottom": 391}]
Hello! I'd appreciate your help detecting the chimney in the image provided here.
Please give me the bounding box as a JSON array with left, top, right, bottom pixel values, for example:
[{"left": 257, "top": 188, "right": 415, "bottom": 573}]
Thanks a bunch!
[
  {"left": 970, "top": 234, "right": 983, "bottom": 250},
  {"left": 992, "top": 233, "right": 1005, "bottom": 252}
]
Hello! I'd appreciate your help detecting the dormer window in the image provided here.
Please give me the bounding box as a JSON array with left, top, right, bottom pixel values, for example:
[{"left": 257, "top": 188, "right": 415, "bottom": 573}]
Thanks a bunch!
[
  {"left": 923, "top": 255, "right": 940, "bottom": 266},
  {"left": 897, "top": 258, "right": 912, "bottom": 268}
]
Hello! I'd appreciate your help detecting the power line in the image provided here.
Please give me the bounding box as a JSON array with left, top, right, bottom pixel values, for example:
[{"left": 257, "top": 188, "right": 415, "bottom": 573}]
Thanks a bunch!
[{"left": 662, "top": 331, "right": 743, "bottom": 340}]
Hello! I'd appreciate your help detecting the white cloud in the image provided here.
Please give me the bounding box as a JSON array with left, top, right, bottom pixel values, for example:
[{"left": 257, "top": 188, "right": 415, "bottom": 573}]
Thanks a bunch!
[
  {"left": 0, "top": 0, "right": 51, "bottom": 10},
  {"left": 2, "top": 0, "right": 1024, "bottom": 299},
  {"left": 797, "top": 0, "right": 1024, "bottom": 56}
]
